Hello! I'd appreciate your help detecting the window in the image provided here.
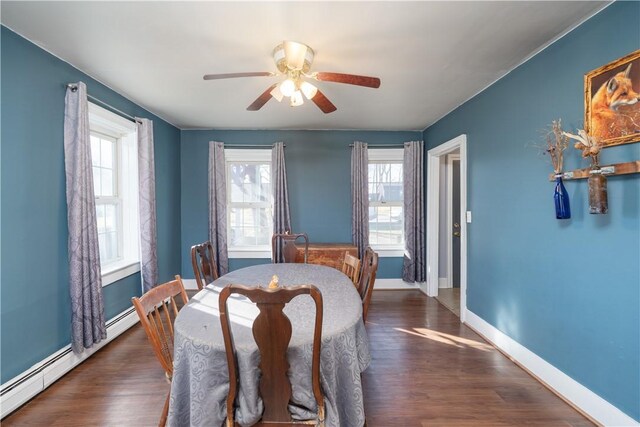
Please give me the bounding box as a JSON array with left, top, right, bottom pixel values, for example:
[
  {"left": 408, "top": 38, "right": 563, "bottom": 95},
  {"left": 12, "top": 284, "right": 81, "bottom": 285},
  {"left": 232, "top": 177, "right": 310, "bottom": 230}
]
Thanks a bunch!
[
  {"left": 225, "top": 149, "right": 273, "bottom": 258},
  {"left": 368, "top": 149, "right": 404, "bottom": 256},
  {"left": 89, "top": 103, "right": 140, "bottom": 285},
  {"left": 91, "top": 133, "right": 119, "bottom": 264}
]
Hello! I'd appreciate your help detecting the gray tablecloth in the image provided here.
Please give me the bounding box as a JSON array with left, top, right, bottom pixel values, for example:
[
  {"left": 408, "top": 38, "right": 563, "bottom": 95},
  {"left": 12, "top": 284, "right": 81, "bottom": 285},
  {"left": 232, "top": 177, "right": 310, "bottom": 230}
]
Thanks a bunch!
[{"left": 167, "top": 263, "right": 371, "bottom": 427}]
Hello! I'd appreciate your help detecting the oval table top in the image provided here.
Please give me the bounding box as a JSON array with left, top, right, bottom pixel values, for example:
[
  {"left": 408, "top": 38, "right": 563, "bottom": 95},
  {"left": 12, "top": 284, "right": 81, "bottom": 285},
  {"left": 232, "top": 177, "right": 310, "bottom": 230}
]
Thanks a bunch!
[{"left": 168, "top": 263, "right": 370, "bottom": 427}]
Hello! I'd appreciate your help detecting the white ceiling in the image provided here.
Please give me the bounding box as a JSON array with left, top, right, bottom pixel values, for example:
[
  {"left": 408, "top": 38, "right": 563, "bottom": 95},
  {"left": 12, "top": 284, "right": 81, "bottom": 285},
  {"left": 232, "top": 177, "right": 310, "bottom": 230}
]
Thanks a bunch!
[{"left": 1, "top": 1, "right": 608, "bottom": 131}]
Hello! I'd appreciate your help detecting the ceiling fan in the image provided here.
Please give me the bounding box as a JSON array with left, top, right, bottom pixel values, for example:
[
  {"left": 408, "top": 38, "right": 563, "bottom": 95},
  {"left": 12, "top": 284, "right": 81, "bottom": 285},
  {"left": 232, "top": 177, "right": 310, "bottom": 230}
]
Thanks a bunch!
[{"left": 203, "top": 41, "right": 381, "bottom": 114}]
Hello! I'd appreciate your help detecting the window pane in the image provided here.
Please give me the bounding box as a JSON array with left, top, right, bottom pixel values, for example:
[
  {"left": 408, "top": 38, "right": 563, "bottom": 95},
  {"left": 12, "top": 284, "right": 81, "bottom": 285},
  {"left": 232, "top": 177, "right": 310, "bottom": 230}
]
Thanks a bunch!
[
  {"left": 228, "top": 163, "right": 271, "bottom": 203},
  {"left": 369, "top": 205, "right": 404, "bottom": 245},
  {"left": 97, "top": 203, "right": 119, "bottom": 265},
  {"left": 96, "top": 204, "right": 105, "bottom": 233},
  {"left": 368, "top": 162, "right": 403, "bottom": 203},
  {"left": 93, "top": 167, "right": 102, "bottom": 197},
  {"left": 104, "top": 204, "right": 117, "bottom": 232},
  {"left": 259, "top": 165, "right": 271, "bottom": 184},
  {"left": 229, "top": 168, "right": 244, "bottom": 202},
  {"left": 98, "top": 233, "right": 106, "bottom": 262},
  {"left": 389, "top": 163, "right": 403, "bottom": 181},
  {"left": 91, "top": 136, "right": 100, "bottom": 166},
  {"left": 101, "top": 138, "right": 113, "bottom": 168},
  {"left": 106, "top": 231, "right": 118, "bottom": 262},
  {"left": 101, "top": 168, "right": 114, "bottom": 196},
  {"left": 256, "top": 229, "right": 270, "bottom": 246},
  {"left": 229, "top": 206, "right": 272, "bottom": 247}
]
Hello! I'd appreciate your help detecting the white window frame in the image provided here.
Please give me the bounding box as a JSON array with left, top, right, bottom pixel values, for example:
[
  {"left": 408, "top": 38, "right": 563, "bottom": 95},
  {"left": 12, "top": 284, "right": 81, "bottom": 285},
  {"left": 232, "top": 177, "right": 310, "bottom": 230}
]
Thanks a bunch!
[
  {"left": 225, "top": 149, "right": 273, "bottom": 259},
  {"left": 89, "top": 102, "right": 140, "bottom": 286},
  {"left": 368, "top": 148, "right": 405, "bottom": 257}
]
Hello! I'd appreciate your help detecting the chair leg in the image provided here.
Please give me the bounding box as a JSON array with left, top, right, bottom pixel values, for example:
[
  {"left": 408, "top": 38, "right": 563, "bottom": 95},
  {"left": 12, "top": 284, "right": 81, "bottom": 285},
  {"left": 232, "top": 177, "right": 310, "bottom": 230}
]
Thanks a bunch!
[{"left": 158, "top": 390, "right": 170, "bottom": 427}]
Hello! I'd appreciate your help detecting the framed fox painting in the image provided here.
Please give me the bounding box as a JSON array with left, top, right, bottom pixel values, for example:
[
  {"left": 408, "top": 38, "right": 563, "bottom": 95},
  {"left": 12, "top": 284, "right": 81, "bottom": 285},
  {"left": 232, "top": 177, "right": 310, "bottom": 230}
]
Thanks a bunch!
[{"left": 585, "top": 49, "right": 640, "bottom": 147}]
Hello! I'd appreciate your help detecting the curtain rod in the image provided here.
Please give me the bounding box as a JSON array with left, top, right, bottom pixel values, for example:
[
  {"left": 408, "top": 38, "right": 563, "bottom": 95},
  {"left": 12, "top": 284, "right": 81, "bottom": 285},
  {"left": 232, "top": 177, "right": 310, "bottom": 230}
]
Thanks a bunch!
[
  {"left": 66, "top": 83, "right": 140, "bottom": 123},
  {"left": 349, "top": 143, "right": 405, "bottom": 148},
  {"left": 224, "top": 144, "right": 285, "bottom": 148}
]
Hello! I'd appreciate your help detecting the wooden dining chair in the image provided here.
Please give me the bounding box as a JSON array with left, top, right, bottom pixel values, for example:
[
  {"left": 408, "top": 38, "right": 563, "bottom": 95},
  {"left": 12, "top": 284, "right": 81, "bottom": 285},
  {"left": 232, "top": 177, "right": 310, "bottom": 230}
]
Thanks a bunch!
[
  {"left": 271, "top": 231, "right": 309, "bottom": 264},
  {"left": 219, "top": 283, "right": 325, "bottom": 426},
  {"left": 191, "top": 241, "right": 219, "bottom": 290},
  {"left": 357, "top": 247, "right": 379, "bottom": 322},
  {"left": 131, "top": 275, "right": 189, "bottom": 427},
  {"left": 341, "top": 252, "right": 361, "bottom": 287}
]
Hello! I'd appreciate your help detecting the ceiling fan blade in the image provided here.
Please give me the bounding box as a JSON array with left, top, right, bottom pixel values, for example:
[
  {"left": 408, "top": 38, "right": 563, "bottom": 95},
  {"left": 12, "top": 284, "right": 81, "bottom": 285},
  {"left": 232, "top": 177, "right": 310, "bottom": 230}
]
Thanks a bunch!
[
  {"left": 247, "top": 84, "right": 279, "bottom": 111},
  {"left": 203, "top": 72, "right": 275, "bottom": 80},
  {"left": 311, "top": 89, "right": 337, "bottom": 114},
  {"left": 313, "top": 72, "right": 380, "bottom": 88}
]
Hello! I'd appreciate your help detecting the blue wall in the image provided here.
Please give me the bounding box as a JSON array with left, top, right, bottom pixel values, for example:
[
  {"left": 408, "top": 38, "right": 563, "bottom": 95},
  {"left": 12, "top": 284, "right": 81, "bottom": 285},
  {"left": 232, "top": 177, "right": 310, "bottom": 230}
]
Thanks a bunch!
[
  {"left": 423, "top": 2, "right": 639, "bottom": 420},
  {"left": 180, "top": 130, "right": 420, "bottom": 278},
  {"left": 0, "top": 27, "right": 182, "bottom": 383}
]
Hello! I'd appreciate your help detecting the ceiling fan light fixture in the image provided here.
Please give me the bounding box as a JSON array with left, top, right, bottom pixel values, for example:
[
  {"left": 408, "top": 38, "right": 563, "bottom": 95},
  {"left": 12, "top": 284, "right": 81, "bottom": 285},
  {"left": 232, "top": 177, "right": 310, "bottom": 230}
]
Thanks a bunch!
[
  {"left": 280, "top": 78, "right": 296, "bottom": 97},
  {"left": 206, "top": 41, "right": 379, "bottom": 114},
  {"left": 283, "top": 41, "right": 308, "bottom": 70},
  {"left": 300, "top": 81, "right": 318, "bottom": 100},
  {"left": 270, "top": 85, "right": 284, "bottom": 102},
  {"left": 274, "top": 41, "right": 314, "bottom": 73},
  {"left": 290, "top": 90, "right": 304, "bottom": 107}
]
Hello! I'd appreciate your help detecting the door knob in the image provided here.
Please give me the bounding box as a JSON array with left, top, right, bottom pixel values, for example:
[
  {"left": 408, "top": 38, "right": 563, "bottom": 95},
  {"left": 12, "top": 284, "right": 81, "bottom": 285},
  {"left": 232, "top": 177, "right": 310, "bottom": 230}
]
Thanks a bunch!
[{"left": 453, "top": 231, "right": 461, "bottom": 237}]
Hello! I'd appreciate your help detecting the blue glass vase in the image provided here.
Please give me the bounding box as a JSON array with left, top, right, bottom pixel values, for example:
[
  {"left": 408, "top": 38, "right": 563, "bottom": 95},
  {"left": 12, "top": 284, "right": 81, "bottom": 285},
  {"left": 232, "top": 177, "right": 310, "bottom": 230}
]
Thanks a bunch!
[{"left": 554, "top": 175, "right": 571, "bottom": 219}]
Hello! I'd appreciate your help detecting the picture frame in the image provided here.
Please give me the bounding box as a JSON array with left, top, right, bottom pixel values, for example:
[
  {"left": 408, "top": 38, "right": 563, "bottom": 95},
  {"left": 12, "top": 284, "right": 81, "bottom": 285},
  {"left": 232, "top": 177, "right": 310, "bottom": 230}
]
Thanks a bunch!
[{"left": 584, "top": 49, "right": 640, "bottom": 148}]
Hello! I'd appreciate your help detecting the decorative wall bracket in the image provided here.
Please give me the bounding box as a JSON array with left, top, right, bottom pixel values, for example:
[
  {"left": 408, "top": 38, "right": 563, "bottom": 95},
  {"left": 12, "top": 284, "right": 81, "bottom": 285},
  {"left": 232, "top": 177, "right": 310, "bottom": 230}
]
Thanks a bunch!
[{"left": 548, "top": 160, "right": 640, "bottom": 181}]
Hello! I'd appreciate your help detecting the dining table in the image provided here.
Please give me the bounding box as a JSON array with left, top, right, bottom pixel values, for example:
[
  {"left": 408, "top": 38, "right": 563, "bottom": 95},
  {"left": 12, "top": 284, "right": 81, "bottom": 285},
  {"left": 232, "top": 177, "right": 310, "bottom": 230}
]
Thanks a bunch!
[{"left": 167, "top": 263, "right": 371, "bottom": 427}]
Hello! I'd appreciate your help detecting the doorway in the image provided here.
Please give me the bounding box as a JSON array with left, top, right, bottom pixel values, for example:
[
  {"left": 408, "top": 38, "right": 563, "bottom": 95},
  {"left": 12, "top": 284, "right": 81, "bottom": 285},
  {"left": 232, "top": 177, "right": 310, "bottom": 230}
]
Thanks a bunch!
[
  {"left": 425, "top": 135, "right": 467, "bottom": 322},
  {"left": 435, "top": 152, "right": 461, "bottom": 316}
]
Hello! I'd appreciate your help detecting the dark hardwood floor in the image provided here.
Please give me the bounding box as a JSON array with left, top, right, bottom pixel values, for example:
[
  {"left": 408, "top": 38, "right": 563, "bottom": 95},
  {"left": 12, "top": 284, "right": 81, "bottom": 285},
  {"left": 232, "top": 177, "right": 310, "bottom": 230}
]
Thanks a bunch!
[{"left": 3, "top": 290, "right": 592, "bottom": 426}]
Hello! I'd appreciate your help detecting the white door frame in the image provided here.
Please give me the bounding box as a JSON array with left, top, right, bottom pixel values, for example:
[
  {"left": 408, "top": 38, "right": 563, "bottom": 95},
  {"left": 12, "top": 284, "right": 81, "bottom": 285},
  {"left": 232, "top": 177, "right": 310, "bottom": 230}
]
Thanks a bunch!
[
  {"left": 446, "top": 153, "right": 461, "bottom": 289},
  {"left": 426, "top": 134, "right": 468, "bottom": 322}
]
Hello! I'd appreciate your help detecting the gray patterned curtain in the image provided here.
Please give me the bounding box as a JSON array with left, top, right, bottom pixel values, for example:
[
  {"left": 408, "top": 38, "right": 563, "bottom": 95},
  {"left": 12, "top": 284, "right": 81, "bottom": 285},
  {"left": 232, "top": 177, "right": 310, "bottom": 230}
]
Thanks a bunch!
[
  {"left": 209, "top": 141, "right": 229, "bottom": 275},
  {"left": 272, "top": 142, "right": 291, "bottom": 262},
  {"left": 402, "top": 141, "right": 426, "bottom": 282},
  {"left": 351, "top": 141, "right": 369, "bottom": 258},
  {"left": 137, "top": 118, "right": 158, "bottom": 292},
  {"left": 64, "top": 82, "right": 106, "bottom": 353}
]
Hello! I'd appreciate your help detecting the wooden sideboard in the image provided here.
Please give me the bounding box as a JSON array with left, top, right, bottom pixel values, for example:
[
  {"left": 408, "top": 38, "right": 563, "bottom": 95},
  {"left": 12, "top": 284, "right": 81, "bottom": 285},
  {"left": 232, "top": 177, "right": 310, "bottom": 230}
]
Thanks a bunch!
[{"left": 294, "top": 243, "right": 358, "bottom": 270}]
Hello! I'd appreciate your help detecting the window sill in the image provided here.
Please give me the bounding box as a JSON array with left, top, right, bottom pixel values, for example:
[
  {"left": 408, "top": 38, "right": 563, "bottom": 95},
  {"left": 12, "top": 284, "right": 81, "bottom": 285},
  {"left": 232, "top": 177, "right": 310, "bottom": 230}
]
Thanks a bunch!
[
  {"left": 228, "top": 248, "right": 272, "bottom": 259},
  {"left": 101, "top": 260, "right": 140, "bottom": 287},
  {"left": 371, "top": 247, "right": 405, "bottom": 258}
]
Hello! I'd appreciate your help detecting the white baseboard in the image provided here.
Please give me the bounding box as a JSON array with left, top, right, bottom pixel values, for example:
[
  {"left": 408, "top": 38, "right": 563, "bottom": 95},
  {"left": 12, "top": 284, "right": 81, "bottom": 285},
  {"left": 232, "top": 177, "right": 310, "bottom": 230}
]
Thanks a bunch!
[
  {"left": 374, "top": 278, "right": 420, "bottom": 290},
  {"left": 1, "top": 307, "right": 139, "bottom": 419},
  {"left": 464, "top": 309, "right": 639, "bottom": 427},
  {"left": 438, "top": 278, "right": 452, "bottom": 289}
]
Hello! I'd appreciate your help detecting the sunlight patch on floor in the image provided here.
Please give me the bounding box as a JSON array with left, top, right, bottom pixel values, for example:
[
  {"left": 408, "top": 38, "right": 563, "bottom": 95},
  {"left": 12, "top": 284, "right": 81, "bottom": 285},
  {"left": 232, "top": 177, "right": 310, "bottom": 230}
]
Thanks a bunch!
[{"left": 394, "top": 327, "right": 493, "bottom": 351}]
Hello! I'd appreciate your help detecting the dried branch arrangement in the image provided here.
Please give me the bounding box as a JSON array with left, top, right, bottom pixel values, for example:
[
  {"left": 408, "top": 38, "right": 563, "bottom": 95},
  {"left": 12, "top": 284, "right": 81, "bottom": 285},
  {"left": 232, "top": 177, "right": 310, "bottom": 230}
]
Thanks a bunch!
[
  {"left": 563, "top": 129, "right": 601, "bottom": 168},
  {"left": 542, "top": 119, "right": 570, "bottom": 174}
]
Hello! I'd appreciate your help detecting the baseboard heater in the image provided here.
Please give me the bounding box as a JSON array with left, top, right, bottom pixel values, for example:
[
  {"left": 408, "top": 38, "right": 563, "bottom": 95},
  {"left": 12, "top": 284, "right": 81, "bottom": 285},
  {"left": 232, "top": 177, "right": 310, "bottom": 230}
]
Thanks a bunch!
[{"left": 0, "top": 306, "right": 138, "bottom": 419}]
